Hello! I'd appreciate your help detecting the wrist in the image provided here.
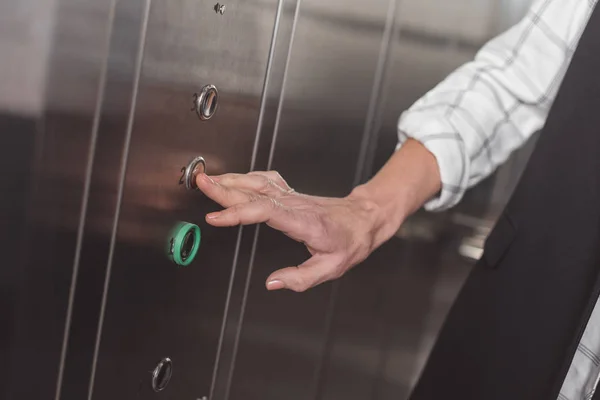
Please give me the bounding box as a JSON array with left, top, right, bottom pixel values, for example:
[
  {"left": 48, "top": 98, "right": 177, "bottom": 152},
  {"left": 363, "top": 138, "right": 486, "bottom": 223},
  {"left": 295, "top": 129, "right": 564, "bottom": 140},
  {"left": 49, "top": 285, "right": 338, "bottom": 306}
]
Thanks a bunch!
[
  {"left": 347, "top": 139, "right": 442, "bottom": 246},
  {"left": 347, "top": 183, "right": 410, "bottom": 246}
]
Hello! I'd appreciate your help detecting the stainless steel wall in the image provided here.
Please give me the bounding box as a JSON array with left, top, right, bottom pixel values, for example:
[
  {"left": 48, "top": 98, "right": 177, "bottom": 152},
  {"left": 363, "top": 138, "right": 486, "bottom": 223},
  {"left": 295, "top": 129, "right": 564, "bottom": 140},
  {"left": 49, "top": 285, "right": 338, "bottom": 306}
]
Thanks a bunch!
[
  {"left": 1, "top": 0, "right": 114, "bottom": 399},
  {"left": 59, "top": 1, "right": 282, "bottom": 399},
  {"left": 222, "top": 1, "right": 536, "bottom": 399},
  {"left": 318, "top": 1, "right": 536, "bottom": 399},
  {"left": 224, "top": 1, "right": 396, "bottom": 400},
  {"left": 0, "top": 0, "right": 535, "bottom": 399}
]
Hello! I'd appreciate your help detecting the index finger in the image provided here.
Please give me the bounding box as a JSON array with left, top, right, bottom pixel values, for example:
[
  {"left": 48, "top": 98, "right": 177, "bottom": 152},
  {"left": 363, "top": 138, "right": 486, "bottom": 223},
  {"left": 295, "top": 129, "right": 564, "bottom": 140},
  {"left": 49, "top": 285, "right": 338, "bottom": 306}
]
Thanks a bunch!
[{"left": 195, "top": 173, "right": 253, "bottom": 207}]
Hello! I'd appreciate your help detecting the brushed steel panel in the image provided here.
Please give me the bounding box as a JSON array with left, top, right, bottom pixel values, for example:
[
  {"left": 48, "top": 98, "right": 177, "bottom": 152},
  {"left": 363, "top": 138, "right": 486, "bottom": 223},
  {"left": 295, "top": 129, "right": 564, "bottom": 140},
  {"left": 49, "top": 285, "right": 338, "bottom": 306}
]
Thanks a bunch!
[
  {"left": 0, "top": 0, "right": 56, "bottom": 116},
  {"left": 56, "top": 0, "right": 150, "bottom": 398},
  {"left": 208, "top": 1, "right": 303, "bottom": 399},
  {"left": 0, "top": 0, "right": 114, "bottom": 399},
  {"left": 227, "top": 1, "right": 391, "bottom": 399},
  {"left": 398, "top": 0, "right": 496, "bottom": 42},
  {"left": 87, "top": 0, "right": 279, "bottom": 399},
  {"left": 320, "top": 1, "right": 536, "bottom": 400}
]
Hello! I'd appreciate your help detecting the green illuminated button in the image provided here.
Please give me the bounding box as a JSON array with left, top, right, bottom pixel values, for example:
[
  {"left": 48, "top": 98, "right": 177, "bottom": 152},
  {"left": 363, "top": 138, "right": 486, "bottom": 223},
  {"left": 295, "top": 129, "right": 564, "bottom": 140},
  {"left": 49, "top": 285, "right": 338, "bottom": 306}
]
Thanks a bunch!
[{"left": 167, "top": 222, "right": 201, "bottom": 266}]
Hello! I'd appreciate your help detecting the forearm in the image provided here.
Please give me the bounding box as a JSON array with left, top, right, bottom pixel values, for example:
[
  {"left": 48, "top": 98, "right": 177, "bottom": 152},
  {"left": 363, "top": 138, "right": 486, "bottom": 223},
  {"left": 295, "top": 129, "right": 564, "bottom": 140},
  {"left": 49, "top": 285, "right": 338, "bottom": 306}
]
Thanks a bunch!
[
  {"left": 349, "top": 139, "right": 441, "bottom": 243},
  {"left": 395, "top": 0, "right": 585, "bottom": 211}
]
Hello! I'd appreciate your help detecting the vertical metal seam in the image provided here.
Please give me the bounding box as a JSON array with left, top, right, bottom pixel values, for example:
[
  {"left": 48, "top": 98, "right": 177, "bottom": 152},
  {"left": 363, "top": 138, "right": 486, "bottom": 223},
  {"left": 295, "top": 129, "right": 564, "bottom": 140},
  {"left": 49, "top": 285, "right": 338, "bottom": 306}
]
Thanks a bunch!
[
  {"left": 86, "top": 1, "right": 152, "bottom": 398},
  {"left": 222, "top": 224, "right": 261, "bottom": 400},
  {"left": 267, "top": 0, "right": 303, "bottom": 168},
  {"left": 370, "top": 3, "right": 407, "bottom": 399},
  {"left": 208, "top": 224, "right": 244, "bottom": 400},
  {"left": 353, "top": 0, "right": 400, "bottom": 187},
  {"left": 53, "top": 1, "right": 117, "bottom": 398},
  {"left": 363, "top": 0, "right": 405, "bottom": 181},
  {"left": 208, "top": 2, "right": 286, "bottom": 399},
  {"left": 311, "top": 1, "right": 400, "bottom": 399},
  {"left": 222, "top": 1, "right": 304, "bottom": 398},
  {"left": 309, "top": 282, "right": 340, "bottom": 400},
  {"left": 250, "top": 0, "right": 286, "bottom": 172}
]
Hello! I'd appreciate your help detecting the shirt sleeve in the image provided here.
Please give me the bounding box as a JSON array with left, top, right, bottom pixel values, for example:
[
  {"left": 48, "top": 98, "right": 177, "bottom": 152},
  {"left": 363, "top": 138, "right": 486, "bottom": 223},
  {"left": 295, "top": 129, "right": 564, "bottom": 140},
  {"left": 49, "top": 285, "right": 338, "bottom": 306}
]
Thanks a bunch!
[{"left": 398, "top": 0, "right": 596, "bottom": 211}]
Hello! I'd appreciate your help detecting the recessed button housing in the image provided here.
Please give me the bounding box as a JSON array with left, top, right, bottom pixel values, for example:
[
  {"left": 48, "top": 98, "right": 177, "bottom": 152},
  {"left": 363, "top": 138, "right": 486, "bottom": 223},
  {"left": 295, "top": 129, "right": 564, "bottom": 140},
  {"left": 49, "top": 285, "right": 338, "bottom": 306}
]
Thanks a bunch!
[
  {"left": 167, "top": 222, "right": 201, "bottom": 266},
  {"left": 151, "top": 357, "right": 173, "bottom": 392}
]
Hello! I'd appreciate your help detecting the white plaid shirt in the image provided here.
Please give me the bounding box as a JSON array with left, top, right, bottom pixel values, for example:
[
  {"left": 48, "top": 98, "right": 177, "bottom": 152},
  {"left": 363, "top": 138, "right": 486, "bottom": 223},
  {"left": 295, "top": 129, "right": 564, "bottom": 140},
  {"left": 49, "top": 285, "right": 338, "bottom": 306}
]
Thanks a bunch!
[{"left": 397, "top": 0, "right": 600, "bottom": 398}]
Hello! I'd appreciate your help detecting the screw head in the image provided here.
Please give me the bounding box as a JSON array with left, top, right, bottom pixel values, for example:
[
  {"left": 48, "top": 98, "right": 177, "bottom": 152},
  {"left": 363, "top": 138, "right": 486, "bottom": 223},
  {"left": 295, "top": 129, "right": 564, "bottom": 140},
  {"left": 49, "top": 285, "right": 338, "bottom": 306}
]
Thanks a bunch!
[{"left": 214, "top": 3, "right": 225, "bottom": 14}]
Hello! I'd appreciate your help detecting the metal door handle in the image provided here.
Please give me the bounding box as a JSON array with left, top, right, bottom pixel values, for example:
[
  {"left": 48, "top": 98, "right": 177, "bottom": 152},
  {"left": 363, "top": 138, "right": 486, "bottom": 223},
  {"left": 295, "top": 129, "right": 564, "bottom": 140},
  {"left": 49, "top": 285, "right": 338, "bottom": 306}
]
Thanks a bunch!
[{"left": 192, "top": 85, "right": 219, "bottom": 120}]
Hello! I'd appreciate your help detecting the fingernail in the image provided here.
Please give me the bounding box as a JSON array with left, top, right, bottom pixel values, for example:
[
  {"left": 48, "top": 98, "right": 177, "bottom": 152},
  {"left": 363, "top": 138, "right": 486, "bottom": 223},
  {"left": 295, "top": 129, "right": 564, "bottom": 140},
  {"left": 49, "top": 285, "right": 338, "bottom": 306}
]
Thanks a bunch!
[
  {"left": 207, "top": 212, "right": 221, "bottom": 219},
  {"left": 267, "top": 280, "right": 285, "bottom": 290}
]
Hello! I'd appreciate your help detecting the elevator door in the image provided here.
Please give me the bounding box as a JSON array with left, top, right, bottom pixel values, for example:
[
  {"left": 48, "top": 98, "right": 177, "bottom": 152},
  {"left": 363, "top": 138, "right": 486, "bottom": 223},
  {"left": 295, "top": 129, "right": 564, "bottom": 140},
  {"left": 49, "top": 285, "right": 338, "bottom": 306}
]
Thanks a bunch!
[{"left": 88, "top": 1, "right": 278, "bottom": 398}]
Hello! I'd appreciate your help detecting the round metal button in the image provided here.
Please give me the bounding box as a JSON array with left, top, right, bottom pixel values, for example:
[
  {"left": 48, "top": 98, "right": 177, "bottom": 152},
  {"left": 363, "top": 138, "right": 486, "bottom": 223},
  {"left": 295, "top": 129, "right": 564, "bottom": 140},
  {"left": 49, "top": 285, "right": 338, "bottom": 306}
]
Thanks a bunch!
[
  {"left": 181, "top": 156, "right": 206, "bottom": 190},
  {"left": 151, "top": 358, "right": 173, "bottom": 392},
  {"left": 193, "top": 85, "right": 219, "bottom": 121}
]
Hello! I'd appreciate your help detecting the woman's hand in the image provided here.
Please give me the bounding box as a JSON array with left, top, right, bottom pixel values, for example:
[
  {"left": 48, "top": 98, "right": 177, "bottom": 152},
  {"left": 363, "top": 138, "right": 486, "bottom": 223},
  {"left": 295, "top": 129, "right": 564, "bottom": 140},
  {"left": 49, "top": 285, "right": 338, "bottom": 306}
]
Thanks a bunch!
[
  {"left": 195, "top": 139, "right": 442, "bottom": 292},
  {"left": 196, "top": 171, "right": 400, "bottom": 292}
]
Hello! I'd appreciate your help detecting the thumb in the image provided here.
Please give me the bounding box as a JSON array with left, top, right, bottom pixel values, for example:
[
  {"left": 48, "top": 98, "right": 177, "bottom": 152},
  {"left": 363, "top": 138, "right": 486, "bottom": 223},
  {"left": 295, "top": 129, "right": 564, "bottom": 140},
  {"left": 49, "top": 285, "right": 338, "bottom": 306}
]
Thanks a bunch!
[{"left": 266, "top": 254, "right": 340, "bottom": 292}]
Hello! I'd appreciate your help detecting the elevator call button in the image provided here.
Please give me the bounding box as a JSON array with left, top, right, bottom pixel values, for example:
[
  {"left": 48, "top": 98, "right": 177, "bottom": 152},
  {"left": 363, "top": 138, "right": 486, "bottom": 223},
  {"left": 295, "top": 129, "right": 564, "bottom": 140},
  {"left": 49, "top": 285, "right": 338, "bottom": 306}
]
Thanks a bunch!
[{"left": 167, "top": 222, "right": 201, "bottom": 266}]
